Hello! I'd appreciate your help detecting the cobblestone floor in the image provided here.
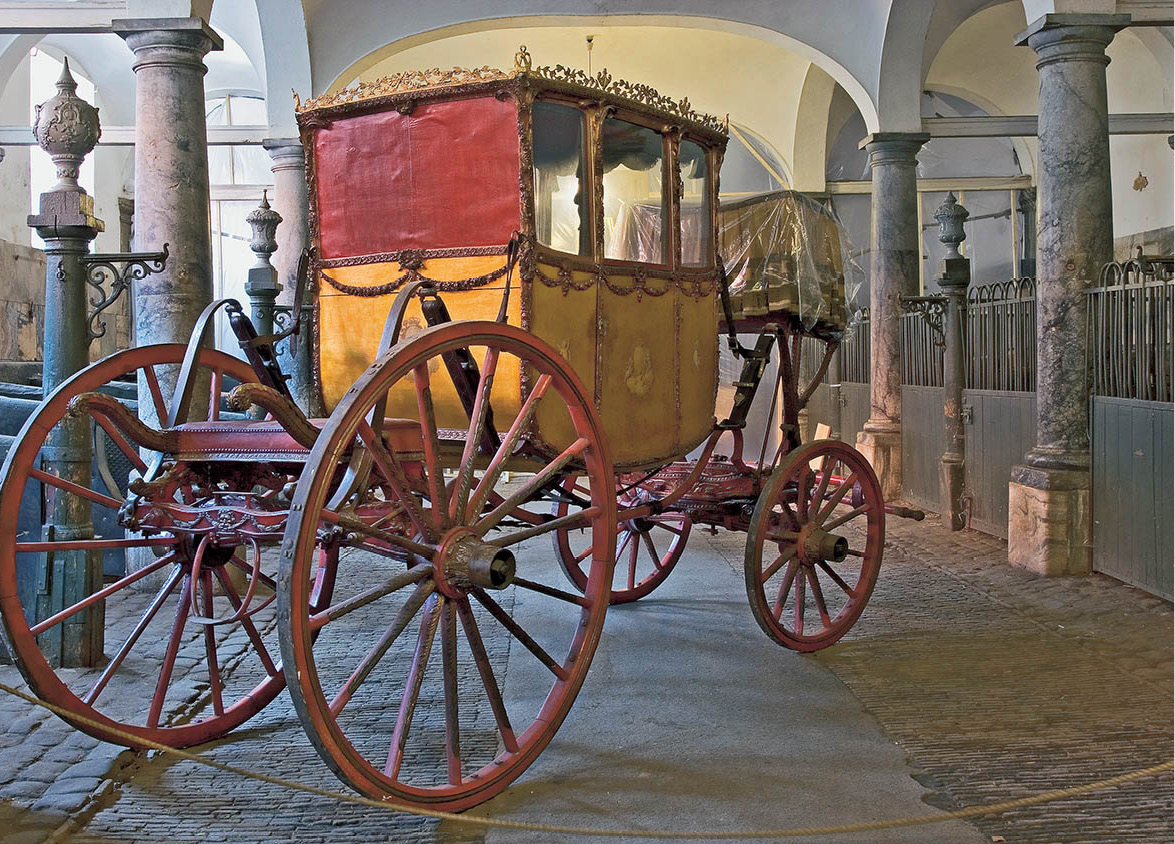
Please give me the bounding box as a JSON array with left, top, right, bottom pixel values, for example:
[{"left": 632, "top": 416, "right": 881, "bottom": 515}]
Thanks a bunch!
[
  {"left": 0, "top": 510, "right": 1170, "bottom": 843},
  {"left": 812, "top": 514, "right": 1173, "bottom": 844}
]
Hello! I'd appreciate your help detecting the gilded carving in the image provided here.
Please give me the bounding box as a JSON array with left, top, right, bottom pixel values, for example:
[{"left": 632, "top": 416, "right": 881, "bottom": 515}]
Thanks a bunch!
[{"left": 625, "top": 345, "right": 654, "bottom": 396}]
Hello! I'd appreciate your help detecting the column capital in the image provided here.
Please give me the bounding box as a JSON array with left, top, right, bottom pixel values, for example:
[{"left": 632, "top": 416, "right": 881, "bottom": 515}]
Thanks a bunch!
[
  {"left": 112, "top": 17, "right": 222, "bottom": 67},
  {"left": 858, "top": 132, "right": 930, "bottom": 163},
  {"left": 1015, "top": 13, "right": 1129, "bottom": 65},
  {"left": 263, "top": 138, "right": 305, "bottom": 171}
]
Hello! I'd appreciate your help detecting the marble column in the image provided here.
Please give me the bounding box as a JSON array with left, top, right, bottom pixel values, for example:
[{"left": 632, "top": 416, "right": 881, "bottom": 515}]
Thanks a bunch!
[
  {"left": 263, "top": 138, "right": 321, "bottom": 415},
  {"left": 112, "top": 17, "right": 221, "bottom": 362},
  {"left": 1008, "top": 14, "right": 1127, "bottom": 576},
  {"left": 856, "top": 132, "right": 928, "bottom": 500}
]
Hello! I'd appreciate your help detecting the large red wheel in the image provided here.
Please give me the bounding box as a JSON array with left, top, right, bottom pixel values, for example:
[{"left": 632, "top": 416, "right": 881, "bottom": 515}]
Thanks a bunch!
[
  {"left": 278, "top": 321, "right": 616, "bottom": 812},
  {"left": 745, "top": 439, "right": 883, "bottom": 652},
  {"left": 0, "top": 344, "right": 292, "bottom": 747},
  {"left": 552, "top": 478, "right": 690, "bottom": 604}
]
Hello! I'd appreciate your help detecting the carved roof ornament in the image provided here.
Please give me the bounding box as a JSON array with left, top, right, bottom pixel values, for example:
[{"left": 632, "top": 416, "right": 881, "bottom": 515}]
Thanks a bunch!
[
  {"left": 32, "top": 57, "right": 100, "bottom": 193},
  {"left": 297, "top": 45, "right": 727, "bottom": 135}
]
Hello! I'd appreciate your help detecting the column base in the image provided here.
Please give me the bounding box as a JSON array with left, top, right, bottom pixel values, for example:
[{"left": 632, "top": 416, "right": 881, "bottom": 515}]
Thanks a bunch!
[
  {"left": 856, "top": 426, "right": 901, "bottom": 501},
  {"left": 940, "top": 455, "right": 966, "bottom": 531},
  {"left": 1008, "top": 464, "right": 1091, "bottom": 576}
]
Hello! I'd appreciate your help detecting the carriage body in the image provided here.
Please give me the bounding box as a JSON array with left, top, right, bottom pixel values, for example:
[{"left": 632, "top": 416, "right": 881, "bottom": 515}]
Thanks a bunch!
[{"left": 299, "top": 58, "right": 728, "bottom": 470}]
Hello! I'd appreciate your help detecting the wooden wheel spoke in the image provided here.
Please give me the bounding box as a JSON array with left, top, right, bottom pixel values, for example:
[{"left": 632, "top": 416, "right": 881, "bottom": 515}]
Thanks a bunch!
[
  {"left": 148, "top": 574, "right": 192, "bottom": 728},
  {"left": 761, "top": 549, "right": 797, "bottom": 584},
  {"left": 455, "top": 596, "right": 517, "bottom": 753},
  {"left": 321, "top": 509, "right": 434, "bottom": 559},
  {"left": 513, "top": 576, "right": 590, "bottom": 607},
  {"left": 795, "top": 467, "right": 813, "bottom": 524},
  {"left": 311, "top": 565, "right": 433, "bottom": 631},
  {"left": 816, "top": 560, "right": 855, "bottom": 596},
  {"left": 357, "top": 421, "right": 430, "bottom": 538},
  {"left": 474, "top": 436, "right": 589, "bottom": 535},
  {"left": 627, "top": 533, "right": 639, "bottom": 590},
  {"left": 329, "top": 580, "right": 435, "bottom": 716},
  {"left": 412, "top": 364, "right": 448, "bottom": 532},
  {"left": 466, "top": 374, "right": 552, "bottom": 521},
  {"left": 806, "top": 566, "right": 833, "bottom": 629},
  {"left": 440, "top": 600, "right": 462, "bottom": 785},
  {"left": 29, "top": 552, "right": 178, "bottom": 636},
  {"left": 386, "top": 594, "right": 441, "bottom": 779},
  {"left": 451, "top": 347, "right": 499, "bottom": 522},
  {"left": 640, "top": 531, "right": 661, "bottom": 569},
  {"left": 30, "top": 467, "right": 123, "bottom": 510},
  {"left": 652, "top": 520, "right": 685, "bottom": 536},
  {"left": 816, "top": 473, "right": 859, "bottom": 524},
  {"left": 772, "top": 559, "right": 799, "bottom": 622},
  {"left": 810, "top": 455, "right": 834, "bottom": 519},
  {"left": 84, "top": 566, "right": 184, "bottom": 706},
  {"left": 90, "top": 412, "right": 149, "bottom": 474},
  {"left": 227, "top": 555, "right": 277, "bottom": 591},
  {"left": 213, "top": 567, "right": 278, "bottom": 677},
  {"left": 793, "top": 568, "right": 806, "bottom": 635},
  {"left": 199, "top": 571, "right": 225, "bottom": 717},
  {"left": 142, "top": 365, "right": 169, "bottom": 423},
  {"left": 822, "top": 504, "right": 869, "bottom": 532},
  {"left": 470, "top": 589, "right": 569, "bottom": 680},
  {"left": 488, "top": 506, "right": 601, "bottom": 548}
]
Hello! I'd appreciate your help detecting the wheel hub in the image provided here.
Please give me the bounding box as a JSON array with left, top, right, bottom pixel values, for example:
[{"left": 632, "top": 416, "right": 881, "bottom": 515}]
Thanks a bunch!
[
  {"left": 433, "top": 527, "right": 516, "bottom": 597},
  {"left": 799, "top": 525, "right": 848, "bottom": 564}
]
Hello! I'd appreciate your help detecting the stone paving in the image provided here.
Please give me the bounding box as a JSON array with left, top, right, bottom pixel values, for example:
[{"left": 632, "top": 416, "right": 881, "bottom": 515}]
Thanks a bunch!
[{"left": 0, "top": 510, "right": 1169, "bottom": 843}]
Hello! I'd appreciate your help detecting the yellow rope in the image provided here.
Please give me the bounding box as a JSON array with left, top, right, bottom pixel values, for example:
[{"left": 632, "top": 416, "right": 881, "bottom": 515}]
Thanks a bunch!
[{"left": 1, "top": 680, "right": 1169, "bottom": 840}]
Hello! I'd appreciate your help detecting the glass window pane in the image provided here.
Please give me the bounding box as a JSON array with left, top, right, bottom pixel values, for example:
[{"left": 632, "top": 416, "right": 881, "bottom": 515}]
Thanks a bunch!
[
  {"left": 680, "top": 140, "right": 710, "bottom": 267},
  {"left": 602, "top": 118, "right": 665, "bottom": 264},
  {"left": 532, "top": 101, "right": 587, "bottom": 255},
  {"left": 232, "top": 145, "right": 274, "bottom": 184}
]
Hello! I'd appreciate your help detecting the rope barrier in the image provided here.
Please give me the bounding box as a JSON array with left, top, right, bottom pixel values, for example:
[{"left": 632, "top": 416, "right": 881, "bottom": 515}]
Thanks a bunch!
[{"left": 1, "top": 680, "right": 1170, "bottom": 840}]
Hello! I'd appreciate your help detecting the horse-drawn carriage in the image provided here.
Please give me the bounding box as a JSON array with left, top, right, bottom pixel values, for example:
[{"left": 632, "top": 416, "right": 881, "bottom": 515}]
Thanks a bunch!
[{"left": 0, "top": 48, "right": 914, "bottom": 811}]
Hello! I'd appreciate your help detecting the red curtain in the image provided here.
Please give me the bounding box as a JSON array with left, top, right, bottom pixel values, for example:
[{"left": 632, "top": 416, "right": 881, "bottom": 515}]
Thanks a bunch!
[{"left": 313, "top": 96, "right": 522, "bottom": 257}]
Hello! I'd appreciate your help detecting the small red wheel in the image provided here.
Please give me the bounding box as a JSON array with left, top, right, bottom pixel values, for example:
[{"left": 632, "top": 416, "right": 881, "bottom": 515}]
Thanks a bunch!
[
  {"left": 278, "top": 321, "right": 616, "bottom": 812},
  {"left": 745, "top": 439, "right": 883, "bottom": 652},
  {"left": 0, "top": 344, "right": 290, "bottom": 747},
  {"left": 552, "top": 478, "right": 690, "bottom": 604}
]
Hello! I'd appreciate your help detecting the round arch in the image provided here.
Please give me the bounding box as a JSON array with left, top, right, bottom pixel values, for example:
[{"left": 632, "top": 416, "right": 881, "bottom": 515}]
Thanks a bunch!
[{"left": 319, "top": 14, "right": 882, "bottom": 133}]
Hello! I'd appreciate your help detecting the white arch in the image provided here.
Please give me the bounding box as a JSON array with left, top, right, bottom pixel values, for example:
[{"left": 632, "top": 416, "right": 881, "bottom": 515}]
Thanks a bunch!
[
  {"left": 790, "top": 64, "right": 838, "bottom": 192},
  {"left": 307, "top": 9, "right": 884, "bottom": 133},
  {"left": 876, "top": 0, "right": 937, "bottom": 132}
]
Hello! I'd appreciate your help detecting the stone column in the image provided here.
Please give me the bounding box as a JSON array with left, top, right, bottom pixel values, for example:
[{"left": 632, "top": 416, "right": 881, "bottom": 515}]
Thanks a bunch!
[
  {"left": 856, "top": 132, "right": 928, "bottom": 500},
  {"left": 934, "top": 194, "right": 970, "bottom": 532},
  {"left": 1008, "top": 14, "right": 1127, "bottom": 576},
  {"left": 27, "top": 59, "right": 105, "bottom": 666},
  {"left": 263, "top": 138, "right": 320, "bottom": 415},
  {"left": 112, "top": 17, "right": 221, "bottom": 365}
]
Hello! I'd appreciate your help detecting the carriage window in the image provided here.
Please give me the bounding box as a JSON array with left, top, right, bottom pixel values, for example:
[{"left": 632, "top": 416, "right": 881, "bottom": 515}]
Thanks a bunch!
[
  {"left": 680, "top": 140, "right": 711, "bottom": 267},
  {"left": 532, "top": 101, "right": 589, "bottom": 255},
  {"left": 602, "top": 118, "right": 666, "bottom": 264}
]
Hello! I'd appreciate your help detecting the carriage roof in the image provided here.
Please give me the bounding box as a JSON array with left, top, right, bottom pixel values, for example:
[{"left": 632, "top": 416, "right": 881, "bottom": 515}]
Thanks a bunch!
[{"left": 295, "top": 46, "right": 729, "bottom": 146}]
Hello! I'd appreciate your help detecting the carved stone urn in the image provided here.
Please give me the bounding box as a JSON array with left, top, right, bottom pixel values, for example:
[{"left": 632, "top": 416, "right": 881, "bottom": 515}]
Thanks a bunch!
[
  {"left": 933, "top": 192, "right": 969, "bottom": 260},
  {"left": 32, "top": 57, "right": 100, "bottom": 193}
]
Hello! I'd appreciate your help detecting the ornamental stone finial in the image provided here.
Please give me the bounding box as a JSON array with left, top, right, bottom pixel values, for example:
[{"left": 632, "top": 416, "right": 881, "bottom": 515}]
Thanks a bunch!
[
  {"left": 934, "top": 192, "right": 969, "bottom": 260},
  {"left": 32, "top": 57, "right": 101, "bottom": 193},
  {"left": 246, "top": 189, "right": 282, "bottom": 265}
]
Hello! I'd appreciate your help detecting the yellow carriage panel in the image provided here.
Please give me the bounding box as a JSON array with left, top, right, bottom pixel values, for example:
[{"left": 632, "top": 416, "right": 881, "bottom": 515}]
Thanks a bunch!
[
  {"left": 317, "top": 255, "right": 521, "bottom": 423},
  {"left": 596, "top": 273, "right": 679, "bottom": 469},
  {"left": 526, "top": 265, "right": 598, "bottom": 457},
  {"left": 677, "top": 286, "right": 720, "bottom": 453}
]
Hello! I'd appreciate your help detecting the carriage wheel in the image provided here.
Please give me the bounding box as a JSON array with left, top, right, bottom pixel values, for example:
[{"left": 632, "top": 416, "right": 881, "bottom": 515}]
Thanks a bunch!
[
  {"left": 0, "top": 344, "right": 292, "bottom": 747},
  {"left": 552, "top": 478, "right": 690, "bottom": 604},
  {"left": 745, "top": 439, "right": 883, "bottom": 652},
  {"left": 279, "top": 321, "right": 615, "bottom": 811}
]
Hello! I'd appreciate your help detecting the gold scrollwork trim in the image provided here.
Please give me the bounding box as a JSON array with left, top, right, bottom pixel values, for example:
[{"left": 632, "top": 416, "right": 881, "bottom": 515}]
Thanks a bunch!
[{"left": 296, "top": 46, "right": 727, "bottom": 135}]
